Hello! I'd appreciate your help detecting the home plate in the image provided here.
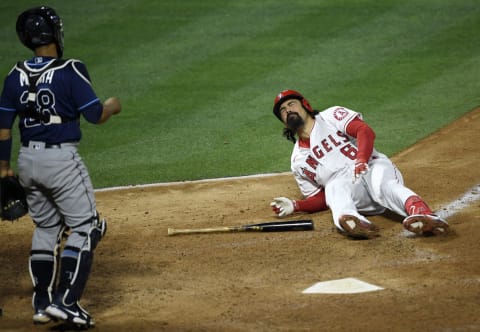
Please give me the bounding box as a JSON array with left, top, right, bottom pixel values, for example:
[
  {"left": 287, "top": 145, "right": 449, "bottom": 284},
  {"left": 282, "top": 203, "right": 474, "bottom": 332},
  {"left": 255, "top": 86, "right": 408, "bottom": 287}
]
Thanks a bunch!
[{"left": 302, "top": 278, "right": 384, "bottom": 294}]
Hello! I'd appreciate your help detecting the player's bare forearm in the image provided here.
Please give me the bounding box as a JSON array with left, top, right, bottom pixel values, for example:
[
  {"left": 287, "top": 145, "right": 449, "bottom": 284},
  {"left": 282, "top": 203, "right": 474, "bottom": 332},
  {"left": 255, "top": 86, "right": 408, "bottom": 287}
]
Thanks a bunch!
[
  {"left": 97, "top": 97, "right": 121, "bottom": 124},
  {"left": 0, "top": 160, "right": 13, "bottom": 177},
  {"left": 0, "top": 128, "right": 11, "bottom": 140}
]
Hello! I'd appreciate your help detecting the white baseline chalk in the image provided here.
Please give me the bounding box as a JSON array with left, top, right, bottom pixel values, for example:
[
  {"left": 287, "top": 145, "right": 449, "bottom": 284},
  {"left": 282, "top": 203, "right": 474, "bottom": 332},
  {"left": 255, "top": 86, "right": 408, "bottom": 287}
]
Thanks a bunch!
[{"left": 435, "top": 184, "right": 480, "bottom": 220}]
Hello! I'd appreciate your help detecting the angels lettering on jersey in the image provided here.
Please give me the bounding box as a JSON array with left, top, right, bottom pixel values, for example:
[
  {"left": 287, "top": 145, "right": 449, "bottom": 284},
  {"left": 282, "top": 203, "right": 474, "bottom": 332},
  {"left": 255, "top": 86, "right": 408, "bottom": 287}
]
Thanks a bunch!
[{"left": 292, "top": 107, "right": 379, "bottom": 197}]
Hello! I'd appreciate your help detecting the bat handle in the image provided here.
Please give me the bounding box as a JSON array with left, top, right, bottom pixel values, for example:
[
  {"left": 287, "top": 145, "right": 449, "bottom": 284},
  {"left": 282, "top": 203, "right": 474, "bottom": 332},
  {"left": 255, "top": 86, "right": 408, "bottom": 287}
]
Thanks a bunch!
[{"left": 168, "top": 226, "right": 237, "bottom": 236}]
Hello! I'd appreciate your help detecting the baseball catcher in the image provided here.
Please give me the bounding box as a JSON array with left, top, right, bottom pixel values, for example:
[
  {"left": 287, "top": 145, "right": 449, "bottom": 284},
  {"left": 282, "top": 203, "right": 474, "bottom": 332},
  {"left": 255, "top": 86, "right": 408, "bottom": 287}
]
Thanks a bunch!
[
  {"left": 0, "top": 6, "right": 121, "bottom": 328},
  {"left": 0, "top": 175, "right": 28, "bottom": 221}
]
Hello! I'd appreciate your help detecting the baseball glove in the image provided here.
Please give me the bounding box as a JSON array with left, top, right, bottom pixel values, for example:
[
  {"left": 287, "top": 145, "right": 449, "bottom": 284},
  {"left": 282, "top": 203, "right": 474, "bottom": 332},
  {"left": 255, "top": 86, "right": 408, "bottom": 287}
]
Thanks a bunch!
[{"left": 0, "top": 176, "right": 28, "bottom": 221}]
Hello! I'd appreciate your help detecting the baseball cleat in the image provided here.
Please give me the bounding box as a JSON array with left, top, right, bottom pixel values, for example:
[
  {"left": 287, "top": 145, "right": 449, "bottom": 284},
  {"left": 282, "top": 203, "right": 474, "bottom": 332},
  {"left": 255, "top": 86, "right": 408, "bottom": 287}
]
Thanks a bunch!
[
  {"left": 32, "top": 294, "right": 54, "bottom": 325},
  {"left": 46, "top": 301, "right": 95, "bottom": 328},
  {"left": 338, "top": 215, "right": 379, "bottom": 239},
  {"left": 33, "top": 309, "right": 52, "bottom": 325},
  {"left": 403, "top": 214, "right": 449, "bottom": 235}
]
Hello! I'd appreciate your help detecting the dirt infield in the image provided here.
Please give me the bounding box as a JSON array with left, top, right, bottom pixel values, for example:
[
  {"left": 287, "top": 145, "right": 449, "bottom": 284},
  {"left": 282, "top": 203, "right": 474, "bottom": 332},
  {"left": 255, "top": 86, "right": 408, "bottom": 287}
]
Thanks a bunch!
[{"left": 1, "top": 108, "right": 479, "bottom": 332}]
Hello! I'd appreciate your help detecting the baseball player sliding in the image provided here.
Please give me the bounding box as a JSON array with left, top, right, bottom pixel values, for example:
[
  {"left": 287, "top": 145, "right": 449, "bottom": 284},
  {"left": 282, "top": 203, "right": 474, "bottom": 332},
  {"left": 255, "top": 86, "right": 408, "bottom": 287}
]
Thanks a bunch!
[{"left": 270, "top": 89, "right": 449, "bottom": 239}]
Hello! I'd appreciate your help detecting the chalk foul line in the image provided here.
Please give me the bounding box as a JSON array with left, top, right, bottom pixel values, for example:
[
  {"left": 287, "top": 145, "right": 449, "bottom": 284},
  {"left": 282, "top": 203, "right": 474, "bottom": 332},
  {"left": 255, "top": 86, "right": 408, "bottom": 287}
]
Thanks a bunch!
[
  {"left": 95, "top": 174, "right": 479, "bottom": 222},
  {"left": 435, "top": 183, "right": 480, "bottom": 220}
]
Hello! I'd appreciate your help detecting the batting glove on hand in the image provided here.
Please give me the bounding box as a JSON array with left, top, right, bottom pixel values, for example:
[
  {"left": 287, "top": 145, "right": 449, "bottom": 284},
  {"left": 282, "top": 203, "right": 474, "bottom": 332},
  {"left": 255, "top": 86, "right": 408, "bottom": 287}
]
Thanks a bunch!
[
  {"left": 353, "top": 161, "right": 369, "bottom": 183},
  {"left": 270, "top": 197, "right": 296, "bottom": 217}
]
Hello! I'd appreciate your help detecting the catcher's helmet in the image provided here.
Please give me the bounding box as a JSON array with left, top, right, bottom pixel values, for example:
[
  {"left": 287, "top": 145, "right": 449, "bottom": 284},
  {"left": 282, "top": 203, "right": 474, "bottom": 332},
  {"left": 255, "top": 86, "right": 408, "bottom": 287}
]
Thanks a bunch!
[
  {"left": 273, "top": 89, "right": 314, "bottom": 121},
  {"left": 16, "top": 6, "right": 64, "bottom": 57}
]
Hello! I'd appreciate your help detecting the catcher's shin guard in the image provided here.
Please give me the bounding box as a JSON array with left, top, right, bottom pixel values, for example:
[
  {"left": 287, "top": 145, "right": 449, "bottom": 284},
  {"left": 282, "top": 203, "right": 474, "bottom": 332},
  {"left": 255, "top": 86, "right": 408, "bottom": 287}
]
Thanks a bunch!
[
  {"left": 56, "top": 216, "right": 107, "bottom": 305},
  {"left": 29, "top": 223, "right": 65, "bottom": 324},
  {"left": 30, "top": 259, "right": 55, "bottom": 324}
]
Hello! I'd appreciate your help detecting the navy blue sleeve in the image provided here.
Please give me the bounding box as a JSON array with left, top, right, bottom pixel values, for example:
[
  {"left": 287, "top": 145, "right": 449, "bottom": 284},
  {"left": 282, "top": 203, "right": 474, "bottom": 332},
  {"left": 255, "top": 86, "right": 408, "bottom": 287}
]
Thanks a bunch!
[
  {"left": 0, "top": 75, "right": 18, "bottom": 129},
  {"left": 70, "top": 60, "right": 103, "bottom": 124},
  {"left": 0, "top": 111, "right": 16, "bottom": 128},
  {"left": 81, "top": 102, "right": 103, "bottom": 123}
]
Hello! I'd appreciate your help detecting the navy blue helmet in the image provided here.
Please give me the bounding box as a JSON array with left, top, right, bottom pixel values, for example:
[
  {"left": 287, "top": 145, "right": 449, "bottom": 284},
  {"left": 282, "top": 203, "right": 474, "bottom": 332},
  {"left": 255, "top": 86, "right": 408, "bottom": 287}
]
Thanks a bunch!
[{"left": 16, "top": 6, "right": 64, "bottom": 57}]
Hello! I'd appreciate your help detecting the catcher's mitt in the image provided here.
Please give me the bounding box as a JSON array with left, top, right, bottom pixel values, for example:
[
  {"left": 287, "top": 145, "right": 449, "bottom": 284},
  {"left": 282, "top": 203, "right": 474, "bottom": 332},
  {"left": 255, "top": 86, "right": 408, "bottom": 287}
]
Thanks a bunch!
[{"left": 0, "top": 176, "right": 28, "bottom": 221}]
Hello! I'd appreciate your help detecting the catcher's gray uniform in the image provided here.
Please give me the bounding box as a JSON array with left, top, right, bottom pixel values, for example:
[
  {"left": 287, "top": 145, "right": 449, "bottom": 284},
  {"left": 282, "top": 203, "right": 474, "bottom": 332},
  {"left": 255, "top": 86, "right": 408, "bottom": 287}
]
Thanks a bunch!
[
  {"left": 19, "top": 142, "right": 97, "bottom": 251},
  {"left": 0, "top": 6, "right": 120, "bottom": 328}
]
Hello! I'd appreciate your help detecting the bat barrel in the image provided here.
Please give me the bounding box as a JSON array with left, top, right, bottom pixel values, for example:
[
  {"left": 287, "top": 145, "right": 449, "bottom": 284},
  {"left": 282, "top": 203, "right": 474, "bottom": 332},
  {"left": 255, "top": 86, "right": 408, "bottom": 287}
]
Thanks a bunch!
[{"left": 168, "top": 220, "right": 314, "bottom": 236}]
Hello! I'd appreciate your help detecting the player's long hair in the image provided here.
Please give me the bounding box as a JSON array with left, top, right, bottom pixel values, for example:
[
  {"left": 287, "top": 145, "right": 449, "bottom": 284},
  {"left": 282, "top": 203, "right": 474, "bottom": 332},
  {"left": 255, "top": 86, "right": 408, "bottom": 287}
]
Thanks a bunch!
[{"left": 283, "top": 110, "right": 318, "bottom": 143}]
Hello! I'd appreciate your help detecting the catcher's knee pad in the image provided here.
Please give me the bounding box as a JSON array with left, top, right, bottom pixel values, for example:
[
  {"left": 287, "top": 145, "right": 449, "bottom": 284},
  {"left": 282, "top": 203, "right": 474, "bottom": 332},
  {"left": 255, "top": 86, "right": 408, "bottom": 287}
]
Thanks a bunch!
[
  {"left": 31, "top": 218, "right": 66, "bottom": 256},
  {"left": 86, "top": 213, "right": 107, "bottom": 252},
  {"left": 66, "top": 212, "right": 107, "bottom": 251}
]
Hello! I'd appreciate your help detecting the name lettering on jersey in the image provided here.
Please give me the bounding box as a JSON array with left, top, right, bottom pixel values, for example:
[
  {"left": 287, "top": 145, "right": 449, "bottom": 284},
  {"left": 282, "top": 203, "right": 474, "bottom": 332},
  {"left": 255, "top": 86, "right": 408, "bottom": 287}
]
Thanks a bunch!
[
  {"left": 19, "top": 70, "right": 55, "bottom": 86},
  {"left": 37, "top": 71, "right": 55, "bottom": 85},
  {"left": 301, "top": 130, "right": 357, "bottom": 179},
  {"left": 20, "top": 73, "right": 29, "bottom": 87}
]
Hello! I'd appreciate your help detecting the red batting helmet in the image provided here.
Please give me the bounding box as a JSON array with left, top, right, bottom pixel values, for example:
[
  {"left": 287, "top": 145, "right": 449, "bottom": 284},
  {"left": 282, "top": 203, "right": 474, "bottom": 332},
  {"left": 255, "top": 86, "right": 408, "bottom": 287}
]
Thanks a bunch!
[{"left": 272, "top": 89, "right": 313, "bottom": 121}]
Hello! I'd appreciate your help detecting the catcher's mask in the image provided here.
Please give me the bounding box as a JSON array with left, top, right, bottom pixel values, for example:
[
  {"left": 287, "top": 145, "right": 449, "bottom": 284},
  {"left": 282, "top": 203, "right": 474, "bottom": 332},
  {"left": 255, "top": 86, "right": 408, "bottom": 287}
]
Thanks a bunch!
[
  {"left": 272, "top": 89, "right": 314, "bottom": 122},
  {"left": 16, "top": 6, "right": 64, "bottom": 58}
]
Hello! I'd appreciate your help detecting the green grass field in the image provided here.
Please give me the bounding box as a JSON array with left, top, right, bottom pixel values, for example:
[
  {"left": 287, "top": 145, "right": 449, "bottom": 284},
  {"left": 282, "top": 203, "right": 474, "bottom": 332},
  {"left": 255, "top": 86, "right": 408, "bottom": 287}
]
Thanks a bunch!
[{"left": 1, "top": 0, "right": 479, "bottom": 188}]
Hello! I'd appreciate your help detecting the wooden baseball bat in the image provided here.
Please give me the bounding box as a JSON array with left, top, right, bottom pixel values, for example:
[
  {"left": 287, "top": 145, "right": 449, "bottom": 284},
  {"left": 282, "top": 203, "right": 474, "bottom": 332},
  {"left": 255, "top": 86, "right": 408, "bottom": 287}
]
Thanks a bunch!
[{"left": 167, "top": 219, "right": 314, "bottom": 236}]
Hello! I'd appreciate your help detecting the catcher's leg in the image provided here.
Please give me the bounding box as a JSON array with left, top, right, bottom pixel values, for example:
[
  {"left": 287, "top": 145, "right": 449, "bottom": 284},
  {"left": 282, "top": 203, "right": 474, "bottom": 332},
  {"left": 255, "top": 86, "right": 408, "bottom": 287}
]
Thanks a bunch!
[
  {"left": 30, "top": 220, "right": 66, "bottom": 324},
  {"left": 46, "top": 213, "right": 106, "bottom": 328}
]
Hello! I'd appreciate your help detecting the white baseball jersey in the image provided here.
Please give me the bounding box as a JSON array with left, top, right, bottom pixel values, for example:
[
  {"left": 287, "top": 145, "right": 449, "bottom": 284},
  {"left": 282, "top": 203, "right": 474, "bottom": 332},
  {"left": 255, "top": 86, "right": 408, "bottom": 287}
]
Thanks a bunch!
[
  {"left": 291, "top": 106, "right": 378, "bottom": 197},
  {"left": 290, "top": 106, "right": 415, "bottom": 227}
]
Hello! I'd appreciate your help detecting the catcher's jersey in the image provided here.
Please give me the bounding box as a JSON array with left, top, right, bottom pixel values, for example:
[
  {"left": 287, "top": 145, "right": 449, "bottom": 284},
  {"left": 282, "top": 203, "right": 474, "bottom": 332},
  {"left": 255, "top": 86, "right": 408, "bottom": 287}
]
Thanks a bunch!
[
  {"left": 0, "top": 56, "right": 102, "bottom": 144},
  {"left": 292, "top": 106, "right": 381, "bottom": 198}
]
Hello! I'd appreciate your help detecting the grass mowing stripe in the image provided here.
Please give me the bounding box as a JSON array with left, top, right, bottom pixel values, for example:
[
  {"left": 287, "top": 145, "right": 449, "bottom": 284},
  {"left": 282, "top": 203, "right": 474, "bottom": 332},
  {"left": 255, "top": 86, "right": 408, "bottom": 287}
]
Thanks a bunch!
[
  {"left": 85, "top": 1, "right": 479, "bottom": 187},
  {"left": 251, "top": 2, "right": 480, "bottom": 156},
  {"left": 1, "top": 1, "right": 478, "bottom": 187},
  {"left": 88, "top": 1, "right": 301, "bottom": 99},
  {"left": 374, "top": 55, "right": 480, "bottom": 153}
]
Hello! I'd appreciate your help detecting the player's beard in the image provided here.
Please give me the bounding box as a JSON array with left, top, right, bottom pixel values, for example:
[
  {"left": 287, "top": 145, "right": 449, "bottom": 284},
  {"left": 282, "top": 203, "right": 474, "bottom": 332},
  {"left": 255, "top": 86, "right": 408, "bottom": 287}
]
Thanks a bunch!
[{"left": 286, "top": 112, "right": 305, "bottom": 132}]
